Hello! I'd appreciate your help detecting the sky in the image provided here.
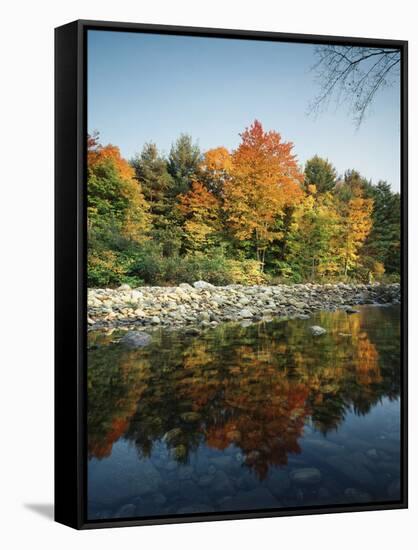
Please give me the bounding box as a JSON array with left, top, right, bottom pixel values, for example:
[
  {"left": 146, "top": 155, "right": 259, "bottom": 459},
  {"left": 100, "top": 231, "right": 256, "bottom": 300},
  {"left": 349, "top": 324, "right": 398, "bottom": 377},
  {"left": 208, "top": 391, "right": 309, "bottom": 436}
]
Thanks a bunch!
[{"left": 88, "top": 30, "right": 401, "bottom": 191}]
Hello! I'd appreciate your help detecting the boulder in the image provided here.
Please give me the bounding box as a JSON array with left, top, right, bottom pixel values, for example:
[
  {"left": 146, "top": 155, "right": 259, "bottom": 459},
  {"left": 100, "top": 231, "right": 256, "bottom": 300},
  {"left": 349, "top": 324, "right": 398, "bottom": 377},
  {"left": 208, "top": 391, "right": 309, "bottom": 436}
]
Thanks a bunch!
[
  {"left": 117, "top": 283, "right": 131, "bottom": 291},
  {"left": 310, "top": 325, "right": 326, "bottom": 336},
  {"left": 120, "top": 331, "right": 151, "bottom": 348},
  {"left": 239, "top": 308, "right": 254, "bottom": 319},
  {"left": 193, "top": 280, "right": 215, "bottom": 289}
]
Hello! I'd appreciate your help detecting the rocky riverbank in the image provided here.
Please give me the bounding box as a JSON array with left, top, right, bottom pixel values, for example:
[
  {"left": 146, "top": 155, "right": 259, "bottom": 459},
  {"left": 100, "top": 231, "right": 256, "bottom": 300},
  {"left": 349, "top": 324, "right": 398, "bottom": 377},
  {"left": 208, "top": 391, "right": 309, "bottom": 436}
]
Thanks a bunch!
[{"left": 87, "top": 281, "right": 400, "bottom": 332}]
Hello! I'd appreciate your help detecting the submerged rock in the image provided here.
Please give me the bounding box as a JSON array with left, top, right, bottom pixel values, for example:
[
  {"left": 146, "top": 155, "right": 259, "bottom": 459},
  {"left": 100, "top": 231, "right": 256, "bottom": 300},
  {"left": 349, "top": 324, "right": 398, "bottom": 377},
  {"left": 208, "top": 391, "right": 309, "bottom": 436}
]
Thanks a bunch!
[
  {"left": 345, "top": 306, "right": 359, "bottom": 314},
  {"left": 290, "top": 467, "right": 321, "bottom": 485},
  {"left": 120, "top": 331, "right": 151, "bottom": 348}
]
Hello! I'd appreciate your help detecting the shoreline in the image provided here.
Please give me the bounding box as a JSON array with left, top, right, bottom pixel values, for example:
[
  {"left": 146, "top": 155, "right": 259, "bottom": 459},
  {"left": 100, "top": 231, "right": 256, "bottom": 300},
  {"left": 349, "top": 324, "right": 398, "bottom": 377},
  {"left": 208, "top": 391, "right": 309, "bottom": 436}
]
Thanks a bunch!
[{"left": 88, "top": 281, "right": 400, "bottom": 332}]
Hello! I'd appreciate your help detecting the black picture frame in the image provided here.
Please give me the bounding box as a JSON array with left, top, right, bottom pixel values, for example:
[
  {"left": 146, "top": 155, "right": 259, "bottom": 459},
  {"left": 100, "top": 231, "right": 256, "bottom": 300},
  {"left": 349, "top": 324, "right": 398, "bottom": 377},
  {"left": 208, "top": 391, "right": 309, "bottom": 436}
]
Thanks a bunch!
[{"left": 55, "top": 19, "right": 408, "bottom": 530}]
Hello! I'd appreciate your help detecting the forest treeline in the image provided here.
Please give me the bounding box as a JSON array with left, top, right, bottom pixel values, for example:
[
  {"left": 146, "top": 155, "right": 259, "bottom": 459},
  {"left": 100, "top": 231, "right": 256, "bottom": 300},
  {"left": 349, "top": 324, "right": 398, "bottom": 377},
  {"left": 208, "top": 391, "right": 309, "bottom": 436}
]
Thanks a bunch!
[{"left": 87, "top": 120, "right": 400, "bottom": 287}]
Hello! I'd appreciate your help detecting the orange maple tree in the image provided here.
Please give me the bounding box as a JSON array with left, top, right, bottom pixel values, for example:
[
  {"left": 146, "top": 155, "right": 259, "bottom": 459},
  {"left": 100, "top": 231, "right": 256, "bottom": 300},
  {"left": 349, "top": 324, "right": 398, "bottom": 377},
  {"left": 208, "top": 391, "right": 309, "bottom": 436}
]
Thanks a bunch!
[{"left": 223, "top": 120, "right": 304, "bottom": 269}]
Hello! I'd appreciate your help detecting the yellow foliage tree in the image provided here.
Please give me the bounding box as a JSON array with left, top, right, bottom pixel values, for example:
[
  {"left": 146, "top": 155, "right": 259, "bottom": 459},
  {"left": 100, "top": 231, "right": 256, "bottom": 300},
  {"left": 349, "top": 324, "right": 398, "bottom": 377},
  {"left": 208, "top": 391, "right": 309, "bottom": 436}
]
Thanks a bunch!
[
  {"left": 178, "top": 181, "right": 222, "bottom": 252},
  {"left": 339, "top": 190, "right": 374, "bottom": 276}
]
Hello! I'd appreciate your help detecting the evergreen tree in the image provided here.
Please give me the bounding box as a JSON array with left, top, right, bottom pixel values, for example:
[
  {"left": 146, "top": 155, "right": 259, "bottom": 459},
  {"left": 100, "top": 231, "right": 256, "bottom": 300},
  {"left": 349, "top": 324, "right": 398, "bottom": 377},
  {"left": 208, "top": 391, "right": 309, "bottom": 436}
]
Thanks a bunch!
[
  {"left": 363, "top": 181, "right": 400, "bottom": 275},
  {"left": 304, "top": 155, "right": 337, "bottom": 193},
  {"left": 168, "top": 134, "right": 202, "bottom": 196}
]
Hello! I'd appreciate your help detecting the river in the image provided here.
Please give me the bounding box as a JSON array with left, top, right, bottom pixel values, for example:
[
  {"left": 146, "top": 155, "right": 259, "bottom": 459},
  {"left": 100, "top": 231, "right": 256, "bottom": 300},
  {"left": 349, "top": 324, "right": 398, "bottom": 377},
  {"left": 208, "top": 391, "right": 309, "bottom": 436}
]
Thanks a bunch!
[{"left": 87, "top": 304, "right": 401, "bottom": 520}]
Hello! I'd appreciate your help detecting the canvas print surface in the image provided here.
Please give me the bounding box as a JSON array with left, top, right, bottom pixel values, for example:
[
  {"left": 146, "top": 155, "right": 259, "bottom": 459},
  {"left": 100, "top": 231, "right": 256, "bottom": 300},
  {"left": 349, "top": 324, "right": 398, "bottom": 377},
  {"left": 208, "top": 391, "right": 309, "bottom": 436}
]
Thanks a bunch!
[{"left": 86, "top": 30, "right": 402, "bottom": 521}]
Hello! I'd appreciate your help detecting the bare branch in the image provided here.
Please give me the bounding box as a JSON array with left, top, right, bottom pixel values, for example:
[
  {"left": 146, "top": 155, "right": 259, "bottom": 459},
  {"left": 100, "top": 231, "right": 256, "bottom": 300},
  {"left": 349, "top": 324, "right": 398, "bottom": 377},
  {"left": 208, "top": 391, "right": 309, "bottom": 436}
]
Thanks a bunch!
[{"left": 308, "top": 46, "right": 400, "bottom": 127}]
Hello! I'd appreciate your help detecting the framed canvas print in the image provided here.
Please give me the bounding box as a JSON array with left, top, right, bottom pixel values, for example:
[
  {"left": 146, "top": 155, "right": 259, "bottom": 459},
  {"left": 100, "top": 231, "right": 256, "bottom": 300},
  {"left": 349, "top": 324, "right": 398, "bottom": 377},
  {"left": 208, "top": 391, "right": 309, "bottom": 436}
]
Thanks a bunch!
[{"left": 55, "top": 20, "right": 408, "bottom": 529}]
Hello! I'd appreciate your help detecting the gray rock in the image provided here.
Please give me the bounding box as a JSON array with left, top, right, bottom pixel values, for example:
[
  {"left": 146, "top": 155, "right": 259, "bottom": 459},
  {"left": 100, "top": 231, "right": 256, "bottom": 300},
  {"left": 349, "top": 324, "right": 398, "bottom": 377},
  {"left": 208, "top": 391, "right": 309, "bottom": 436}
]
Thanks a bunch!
[
  {"left": 130, "top": 290, "right": 143, "bottom": 301},
  {"left": 345, "top": 306, "right": 359, "bottom": 314},
  {"left": 151, "top": 316, "right": 161, "bottom": 324},
  {"left": 193, "top": 280, "right": 215, "bottom": 289},
  {"left": 199, "top": 311, "right": 210, "bottom": 322},
  {"left": 117, "top": 283, "right": 131, "bottom": 291},
  {"left": 310, "top": 325, "right": 327, "bottom": 336},
  {"left": 239, "top": 308, "right": 254, "bottom": 319},
  {"left": 290, "top": 467, "right": 321, "bottom": 485},
  {"left": 120, "top": 331, "right": 151, "bottom": 348}
]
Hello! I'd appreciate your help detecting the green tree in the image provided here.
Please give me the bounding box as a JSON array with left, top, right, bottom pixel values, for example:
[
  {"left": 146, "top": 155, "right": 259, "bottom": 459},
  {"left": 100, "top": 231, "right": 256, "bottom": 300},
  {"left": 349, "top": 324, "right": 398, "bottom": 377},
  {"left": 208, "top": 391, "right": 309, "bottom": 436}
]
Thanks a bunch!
[
  {"left": 167, "top": 134, "right": 202, "bottom": 196},
  {"left": 304, "top": 155, "right": 337, "bottom": 193},
  {"left": 131, "top": 142, "right": 174, "bottom": 219},
  {"left": 334, "top": 169, "right": 370, "bottom": 201},
  {"left": 363, "top": 181, "right": 400, "bottom": 275}
]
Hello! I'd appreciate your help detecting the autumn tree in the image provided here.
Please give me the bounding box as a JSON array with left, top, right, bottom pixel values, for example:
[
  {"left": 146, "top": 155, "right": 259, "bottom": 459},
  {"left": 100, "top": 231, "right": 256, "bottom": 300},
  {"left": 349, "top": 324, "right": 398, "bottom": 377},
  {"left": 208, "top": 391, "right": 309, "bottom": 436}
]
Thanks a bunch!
[
  {"left": 87, "top": 137, "right": 150, "bottom": 286},
  {"left": 178, "top": 181, "right": 222, "bottom": 252},
  {"left": 337, "top": 187, "right": 373, "bottom": 277},
  {"left": 88, "top": 142, "right": 149, "bottom": 241},
  {"left": 223, "top": 120, "right": 303, "bottom": 270},
  {"left": 285, "top": 186, "right": 342, "bottom": 281},
  {"left": 199, "top": 146, "right": 232, "bottom": 196},
  {"left": 86, "top": 127, "right": 400, "bottom": 287}
]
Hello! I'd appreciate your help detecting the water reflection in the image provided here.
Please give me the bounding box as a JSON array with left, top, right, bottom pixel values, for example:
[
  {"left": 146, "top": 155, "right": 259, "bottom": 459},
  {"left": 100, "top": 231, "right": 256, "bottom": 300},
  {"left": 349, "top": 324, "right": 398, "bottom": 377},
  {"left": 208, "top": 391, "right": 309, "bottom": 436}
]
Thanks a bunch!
[{"left": 87, "top": 305, "right": 401, "bottom": 519}]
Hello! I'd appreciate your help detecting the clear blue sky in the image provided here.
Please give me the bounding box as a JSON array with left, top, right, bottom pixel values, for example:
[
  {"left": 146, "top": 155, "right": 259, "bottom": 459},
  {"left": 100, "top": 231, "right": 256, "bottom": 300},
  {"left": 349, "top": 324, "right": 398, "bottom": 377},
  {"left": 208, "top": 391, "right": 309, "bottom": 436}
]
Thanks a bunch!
[{"left": 88, "top": 30, "right": 401, "bottom": 191}]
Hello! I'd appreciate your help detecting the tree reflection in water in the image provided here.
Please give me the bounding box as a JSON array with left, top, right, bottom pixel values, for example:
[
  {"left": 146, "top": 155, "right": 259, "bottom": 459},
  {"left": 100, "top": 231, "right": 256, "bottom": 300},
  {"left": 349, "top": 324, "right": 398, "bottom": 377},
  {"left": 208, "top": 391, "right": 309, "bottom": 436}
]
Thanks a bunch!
[{"left": 88, "top": 305, "right": 400, "bottom": 480}]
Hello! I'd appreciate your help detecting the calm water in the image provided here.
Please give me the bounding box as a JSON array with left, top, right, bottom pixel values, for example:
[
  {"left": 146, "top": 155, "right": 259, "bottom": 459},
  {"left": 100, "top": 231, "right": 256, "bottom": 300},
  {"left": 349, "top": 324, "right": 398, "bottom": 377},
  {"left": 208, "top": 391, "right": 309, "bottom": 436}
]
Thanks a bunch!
[{"left": 87, "top": 305, "right": 401, "bottom": 520}]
